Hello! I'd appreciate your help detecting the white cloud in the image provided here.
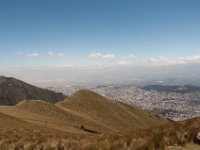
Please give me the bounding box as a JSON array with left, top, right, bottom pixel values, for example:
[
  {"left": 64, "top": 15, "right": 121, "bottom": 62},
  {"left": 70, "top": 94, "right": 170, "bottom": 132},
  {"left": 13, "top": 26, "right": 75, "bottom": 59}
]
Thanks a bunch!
[
  {"left": 149, "top": 57, "right": 157, "bottom": 63},
  {"left": 160, "top": 56, "right": 169, "bottom": 61},
  {"left": 48, "top": 51, "right": 64, "bottom": 57},
  {"left": 26, "top": 53, "right": 40, "bottom": 57},
  {"left": 89, "top": 52, "right": 138, "bottom": 66},
  {"left": 17, "top": 52, "right": 40, "bottom": 58},
  {"left": 118, "top": 61, "right": 130, "bottom": 65},
  {"left": 128, "top": 54, "right": 136, "bottom": 58},
  {"left": 150, "top": 56, "right": 169, "bottom": 65},
  {"left": 89, "top": 52, "right": 102, "bottom": 58},
  {"left": 149, "top": 55, "right": 200, "bottom": 65},
  {"left": 120, "top": 54, "right": 136, "bottom": 59},
  {"left": 177, "top": 55, "right": 200, "bottom": 64},
  {"left": 102, "top": 54, "right": 115, "bottom": 59},
  {"left": 89, "top": 52, "right": 114, "bottom": 59},
  {"left": 57, "top": 53, "right": 64, "bottom": 57},
  {"left": 48, "top": 51, "right": 54, "bottom": 56}
]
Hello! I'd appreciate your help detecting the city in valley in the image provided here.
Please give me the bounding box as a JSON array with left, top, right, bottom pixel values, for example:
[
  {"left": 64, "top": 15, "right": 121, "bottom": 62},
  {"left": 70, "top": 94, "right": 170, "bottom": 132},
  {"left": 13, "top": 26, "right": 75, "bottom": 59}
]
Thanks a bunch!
[{"left": 43, "top": 83, "right": 200, "bottom": 121}]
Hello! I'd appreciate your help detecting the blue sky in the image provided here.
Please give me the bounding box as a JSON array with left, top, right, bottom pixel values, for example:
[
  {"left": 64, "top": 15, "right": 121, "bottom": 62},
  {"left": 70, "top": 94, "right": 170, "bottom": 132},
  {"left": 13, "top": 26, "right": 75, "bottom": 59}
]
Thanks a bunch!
[{"left": 0, "top": 0, "right": 200, "bottom": 67}]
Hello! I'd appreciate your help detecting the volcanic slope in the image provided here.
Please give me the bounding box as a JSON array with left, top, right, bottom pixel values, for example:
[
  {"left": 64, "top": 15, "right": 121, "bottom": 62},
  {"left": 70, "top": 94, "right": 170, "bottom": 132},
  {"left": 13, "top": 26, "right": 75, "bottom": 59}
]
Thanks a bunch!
[
  {"left": 0, "top": 76, "right": 65, "bottom": 105},
  {"left": 56, "top": 89, "right": 168, "bottom": 133}
]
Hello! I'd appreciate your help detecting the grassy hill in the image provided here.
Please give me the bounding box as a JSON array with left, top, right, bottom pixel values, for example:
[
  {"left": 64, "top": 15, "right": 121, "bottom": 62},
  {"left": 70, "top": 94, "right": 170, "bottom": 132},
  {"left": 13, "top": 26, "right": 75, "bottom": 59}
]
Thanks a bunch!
[
  {"left": 0, "top": 89, "right": 167, "bottom": 134},
  {"left": 0, "top": 76, "right": 65, "bottom": 105},
  {"left": 57, "top": 89, "right": 167, "bottom": 133},
  {"left": 0, "top": 100, "right": 107, "bottom": 133}
]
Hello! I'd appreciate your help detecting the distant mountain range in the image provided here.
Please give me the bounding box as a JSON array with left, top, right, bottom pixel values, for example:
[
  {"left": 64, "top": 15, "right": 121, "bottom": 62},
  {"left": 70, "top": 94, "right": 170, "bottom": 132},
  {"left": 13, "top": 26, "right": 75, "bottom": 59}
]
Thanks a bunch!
[
  {"left": 0, "top": 76, "right": 65, "bottom": 105},
  {"left": 142, "top": 85, "right": 200, "bottom": 93}
]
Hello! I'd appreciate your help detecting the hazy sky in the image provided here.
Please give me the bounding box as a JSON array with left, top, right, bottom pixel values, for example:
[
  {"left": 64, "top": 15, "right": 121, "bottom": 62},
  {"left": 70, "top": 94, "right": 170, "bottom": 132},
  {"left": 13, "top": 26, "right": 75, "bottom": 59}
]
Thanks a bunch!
[{"left": 0, "top": 0, "right": 200, "bottom": 67}]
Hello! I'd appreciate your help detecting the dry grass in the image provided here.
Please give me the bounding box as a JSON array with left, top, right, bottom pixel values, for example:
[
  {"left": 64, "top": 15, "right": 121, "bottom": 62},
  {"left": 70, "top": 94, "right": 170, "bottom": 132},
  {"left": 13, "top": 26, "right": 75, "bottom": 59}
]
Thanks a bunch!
[
  {"left": 0, "top": 89, "right": 167, "bottom": 134},
  {"left": 57, "top": 89, "right": 167, "bottom": 132},
  {"left": 1, "top": 112, "right": 200, "bottom": 149},
  {"left": 0, "top": 117, "right": 200, "bottom": 150},
  {"left": 0, "top": 89, "right": 199, "bottom": 149}
]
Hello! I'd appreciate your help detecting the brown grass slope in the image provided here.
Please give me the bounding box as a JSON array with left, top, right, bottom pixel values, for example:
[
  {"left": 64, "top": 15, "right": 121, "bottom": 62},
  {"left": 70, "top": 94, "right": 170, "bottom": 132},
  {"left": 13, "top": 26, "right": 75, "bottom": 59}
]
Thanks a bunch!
[
  {"left": 0, "top": 112, "right": 32, "bottom": 129},
  {"left": 0, "top": 100, "right": 112, "bottom": 133},
  {"left": 56, "top": 89, "right": 168, "bottom": 133},
  {"left": 0, "top": 112, "right": 75, "bottom": 150},
  {"left": 0, "top": 89, "right": 167, "bottom": 134},
  {"left": 0, "top": 112, "right": 200, "bottom": 150},
  {"left": 0, "top": 76, "right": 65, "bottom": 105},
  {"left": 0, "top": 111, "right": 65, "bottom": 133}
]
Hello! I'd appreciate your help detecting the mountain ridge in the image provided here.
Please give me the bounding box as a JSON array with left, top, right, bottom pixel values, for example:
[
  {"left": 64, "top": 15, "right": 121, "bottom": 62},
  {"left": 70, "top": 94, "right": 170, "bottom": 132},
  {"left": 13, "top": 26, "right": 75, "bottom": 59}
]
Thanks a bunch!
[
  {"left": 0, "top": 89, "right": 168, "bottom": 134},
  {"left": 0, "top": 76, "right": 65, "bottom": 105},
  {"left": 56, "top": 89, "right": 168, "bottom": 132}
]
